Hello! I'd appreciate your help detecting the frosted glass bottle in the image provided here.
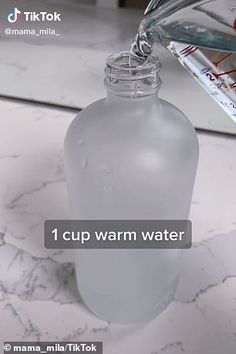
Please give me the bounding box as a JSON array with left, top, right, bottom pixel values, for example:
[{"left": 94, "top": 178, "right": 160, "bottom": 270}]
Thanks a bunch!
[{"left": 64, "top": 52, "right": 199, "bottom": 323}]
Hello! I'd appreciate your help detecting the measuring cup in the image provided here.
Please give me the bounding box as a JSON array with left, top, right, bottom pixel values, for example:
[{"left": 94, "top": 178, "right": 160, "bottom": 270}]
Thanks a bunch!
[{"left": 133, "top": 0, "right": 236, "bottom": 119}]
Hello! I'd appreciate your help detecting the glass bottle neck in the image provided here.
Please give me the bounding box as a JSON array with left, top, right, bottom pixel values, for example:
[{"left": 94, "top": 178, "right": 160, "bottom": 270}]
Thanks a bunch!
[
  {"left": 106, "top": 91, "right": 159, "bottom": 104},
  {"left": 104, "top": 51, "right": 162, "bottom": 99}
]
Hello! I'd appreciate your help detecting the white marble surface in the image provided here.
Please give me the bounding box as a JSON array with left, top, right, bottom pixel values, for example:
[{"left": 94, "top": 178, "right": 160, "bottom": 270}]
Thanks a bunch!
[
  {"left": 0, "top": 97, "right": 236, "bottom": 353},
  {"left": 1, "top": 0, "right": 236, "bottom": 134}
]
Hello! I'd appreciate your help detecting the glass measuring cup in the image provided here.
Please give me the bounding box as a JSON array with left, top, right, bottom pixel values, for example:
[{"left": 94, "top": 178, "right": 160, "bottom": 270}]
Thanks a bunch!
[{"left": 132, "top": 0, "right": 236, "bottom": 120}]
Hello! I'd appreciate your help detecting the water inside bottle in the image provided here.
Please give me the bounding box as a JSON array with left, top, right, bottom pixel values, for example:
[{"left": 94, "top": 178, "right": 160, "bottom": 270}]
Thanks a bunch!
[{"left": 130, "top": 0, "right": 236, "bottom": 119}]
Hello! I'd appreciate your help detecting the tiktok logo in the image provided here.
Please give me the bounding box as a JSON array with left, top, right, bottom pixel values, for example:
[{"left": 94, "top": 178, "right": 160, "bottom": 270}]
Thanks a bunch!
[{"left": 7, "top": 7, "right": 21, "bottom": 23}]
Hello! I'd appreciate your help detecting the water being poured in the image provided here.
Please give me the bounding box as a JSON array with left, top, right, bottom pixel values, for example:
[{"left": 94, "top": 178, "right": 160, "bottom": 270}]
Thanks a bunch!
[{"left": 130, "top": 0, "right": 236, "bottom": 119}]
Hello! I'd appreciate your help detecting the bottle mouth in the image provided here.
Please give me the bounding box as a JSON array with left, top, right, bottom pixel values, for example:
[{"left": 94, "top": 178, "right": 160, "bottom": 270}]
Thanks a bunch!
[
  {"left": 105, "top": 51, "right": 161, "bottom": 79},
  {"left": 104, "top": 51, "right": 162, "bottom": 97}
]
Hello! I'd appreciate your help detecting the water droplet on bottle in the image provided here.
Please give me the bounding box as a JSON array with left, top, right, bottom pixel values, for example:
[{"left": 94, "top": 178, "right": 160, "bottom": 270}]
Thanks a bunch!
[
  {"left": 100, "top": 163, "right": 112, "bottom": 175},
  {"left": 103, "top": 184, "right": 112, "bottom": 192},
  {"left": 81, "top": 158, "right": 88, "bottom": 169},
  {"left": 77, "top": 136, "right": 85, "bottom": 145}
]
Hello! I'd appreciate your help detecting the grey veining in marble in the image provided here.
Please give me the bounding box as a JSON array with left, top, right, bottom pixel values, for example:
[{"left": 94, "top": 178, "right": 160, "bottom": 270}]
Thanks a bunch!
[{"left": 0, "top": 97, "right": 236, "bottom": 353}]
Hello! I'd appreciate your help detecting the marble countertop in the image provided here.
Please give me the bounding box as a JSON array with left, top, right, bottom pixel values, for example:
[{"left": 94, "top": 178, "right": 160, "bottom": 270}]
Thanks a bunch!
[{"left": 0, "top": 97, "right": 236, "bottom": 353}]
